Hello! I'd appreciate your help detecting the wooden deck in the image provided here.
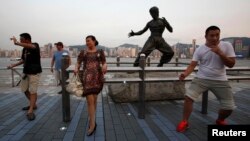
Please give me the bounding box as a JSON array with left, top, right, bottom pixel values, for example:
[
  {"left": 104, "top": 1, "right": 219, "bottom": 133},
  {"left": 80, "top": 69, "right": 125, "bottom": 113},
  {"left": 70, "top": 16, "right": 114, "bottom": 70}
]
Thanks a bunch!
[{"left": 0, "top": 81, "right": 250, "bottom": 141}]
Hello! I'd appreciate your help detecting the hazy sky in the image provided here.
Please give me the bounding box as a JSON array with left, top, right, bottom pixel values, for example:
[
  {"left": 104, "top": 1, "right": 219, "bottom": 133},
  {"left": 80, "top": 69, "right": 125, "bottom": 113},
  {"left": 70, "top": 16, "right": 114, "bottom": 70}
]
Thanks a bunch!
[{"left": 0, "top": 0, "right": 249, "bottom": 50}]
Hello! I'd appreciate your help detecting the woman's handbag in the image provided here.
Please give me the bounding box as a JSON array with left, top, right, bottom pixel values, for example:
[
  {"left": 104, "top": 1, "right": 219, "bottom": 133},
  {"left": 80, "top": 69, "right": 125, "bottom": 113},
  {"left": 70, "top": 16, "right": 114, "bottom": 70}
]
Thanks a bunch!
[{"left": 66, "top": 74, "right": 83, "bottom": 97}]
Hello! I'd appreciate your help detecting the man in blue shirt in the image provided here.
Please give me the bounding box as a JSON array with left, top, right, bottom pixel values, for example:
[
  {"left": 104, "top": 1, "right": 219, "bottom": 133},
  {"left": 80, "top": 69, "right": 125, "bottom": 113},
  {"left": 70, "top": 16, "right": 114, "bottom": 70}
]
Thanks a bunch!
[{"left": 50, "top": 42, "right": 71, "bottom": 93}]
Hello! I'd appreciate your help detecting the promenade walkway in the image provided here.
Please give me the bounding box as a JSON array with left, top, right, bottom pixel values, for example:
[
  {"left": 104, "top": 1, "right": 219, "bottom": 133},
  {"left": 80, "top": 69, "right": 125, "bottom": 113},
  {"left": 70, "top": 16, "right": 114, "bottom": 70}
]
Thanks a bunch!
[{"left": 0, "top": 81, "right": 249, "bottom": 141}]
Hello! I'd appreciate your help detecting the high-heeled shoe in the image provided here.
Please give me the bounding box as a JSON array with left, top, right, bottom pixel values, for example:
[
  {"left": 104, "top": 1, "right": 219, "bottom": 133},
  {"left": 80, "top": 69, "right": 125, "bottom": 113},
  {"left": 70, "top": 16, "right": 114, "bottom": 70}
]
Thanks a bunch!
[{"left": 87, "top": 123, "right": 97, "bottom": 136}]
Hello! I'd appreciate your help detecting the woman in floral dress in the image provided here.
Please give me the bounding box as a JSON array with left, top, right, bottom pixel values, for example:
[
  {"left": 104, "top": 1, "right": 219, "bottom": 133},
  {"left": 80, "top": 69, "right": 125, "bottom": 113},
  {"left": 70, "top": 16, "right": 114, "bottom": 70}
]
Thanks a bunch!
[{"left": 74, "top": 35, "right": 107, "bottom": 136}]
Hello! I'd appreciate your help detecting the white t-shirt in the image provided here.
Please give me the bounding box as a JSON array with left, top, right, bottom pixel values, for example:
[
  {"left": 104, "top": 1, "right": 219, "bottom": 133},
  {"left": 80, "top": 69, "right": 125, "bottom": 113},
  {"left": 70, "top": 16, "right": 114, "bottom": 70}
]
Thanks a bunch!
[{"left": 192, "top": 41, "right": 236, "bottom": 81}]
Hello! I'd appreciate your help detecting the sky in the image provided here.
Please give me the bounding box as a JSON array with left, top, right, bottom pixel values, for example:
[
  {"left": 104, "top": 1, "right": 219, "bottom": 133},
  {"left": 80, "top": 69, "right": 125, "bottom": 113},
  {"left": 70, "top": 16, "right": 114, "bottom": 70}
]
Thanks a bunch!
[{"left": 0, "top": 0, "right": 249, "bottom": 50}]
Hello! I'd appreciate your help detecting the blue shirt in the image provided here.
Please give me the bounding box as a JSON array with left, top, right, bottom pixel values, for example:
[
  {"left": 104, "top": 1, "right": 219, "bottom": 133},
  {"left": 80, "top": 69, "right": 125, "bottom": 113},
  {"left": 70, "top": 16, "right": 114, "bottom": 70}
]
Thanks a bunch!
[{"left": 53, "top": 50, "right": 69, "bottom": 70}]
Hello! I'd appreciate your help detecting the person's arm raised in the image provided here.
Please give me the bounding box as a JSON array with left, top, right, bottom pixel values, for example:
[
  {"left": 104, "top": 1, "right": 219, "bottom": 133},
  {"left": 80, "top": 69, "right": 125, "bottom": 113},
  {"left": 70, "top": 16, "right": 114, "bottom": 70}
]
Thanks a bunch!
[{"left": 10, "top": 36, "right": 36, "bottom": 49}]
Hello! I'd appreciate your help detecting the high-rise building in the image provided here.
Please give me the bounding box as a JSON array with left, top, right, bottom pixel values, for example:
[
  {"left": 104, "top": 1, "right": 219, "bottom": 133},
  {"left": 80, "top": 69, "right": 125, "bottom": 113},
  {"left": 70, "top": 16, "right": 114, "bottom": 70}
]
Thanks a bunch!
[
  {"left": 72, "top": 48, "right": 78, "bottom": 57},
  {"left": 221, "top": 37, "right": 250, "bottom": 58},
  {"left": 48, "top": 43, "right": 53, "bottom": 57},
  {"left": 192, "top": 39, "right": 196, "bottom": 55},
  {"left": 234, "top": 39, "right": 250, "bottom": 57},
  {"left": 131, "top": 48, "right": 136, "bottom": 57},
  {"left": 235, "top": 39, "right": 243, "bottom": 53}
]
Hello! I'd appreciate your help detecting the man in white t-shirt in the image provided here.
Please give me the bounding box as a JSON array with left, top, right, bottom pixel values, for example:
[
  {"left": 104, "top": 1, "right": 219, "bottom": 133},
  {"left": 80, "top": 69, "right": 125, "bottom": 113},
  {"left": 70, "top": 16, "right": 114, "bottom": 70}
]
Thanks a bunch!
[{"left": 176, "top": 26, "right": 236, "bottom": 132}]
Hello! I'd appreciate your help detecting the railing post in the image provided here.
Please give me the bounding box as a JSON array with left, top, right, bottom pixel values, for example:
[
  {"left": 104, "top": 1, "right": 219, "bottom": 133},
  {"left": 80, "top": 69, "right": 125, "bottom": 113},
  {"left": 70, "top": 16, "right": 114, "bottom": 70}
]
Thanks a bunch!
[
  {"left": 11, "top": 69, "right": 14, "bottom": 87},
  {"left": 147, "top": 56, "right": 150, "bottom": 67},
  {"left": 175, "top": 56, "right": 179, "bottom": 67},
  {"left": 61, "top": 52, "right": 71, "bottom": 122},
  {"left": 116, "top": 56, "right": 120, "bottom": 67},
  {"left": 237, "top": 70, "right": 239, "bottom": 83},
  {"left": 201, "top": 90, "right": 208, "bottom": 114},
  {"left": 139, "top": 54, "right": 146, "bottom": 119}
]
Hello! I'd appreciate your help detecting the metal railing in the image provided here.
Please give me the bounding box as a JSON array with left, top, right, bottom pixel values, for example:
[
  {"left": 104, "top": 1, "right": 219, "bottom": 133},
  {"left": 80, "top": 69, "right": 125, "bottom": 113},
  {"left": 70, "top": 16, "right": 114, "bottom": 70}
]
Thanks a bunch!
[
  {"left": 61, "top": 54, "right": 250, "bottom": 120},
  {"left": 1, "top": 56, "right": 249, "bottom": 121},
  {"left": 108, "top": 56, "right": 189, "bottom": 67},
  {"left": 0, "top": 57, "right": 190, "bottom": 88},
  {"left": 0, "top": 67, "right": 53, "bottom": 87}
]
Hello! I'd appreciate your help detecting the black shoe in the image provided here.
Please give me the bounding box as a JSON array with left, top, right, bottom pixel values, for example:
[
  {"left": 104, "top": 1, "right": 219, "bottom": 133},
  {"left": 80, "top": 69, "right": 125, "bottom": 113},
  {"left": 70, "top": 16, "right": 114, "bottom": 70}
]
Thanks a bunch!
[
  {"left": 87, "top": 123, "right": 97, "bottom": 136},
  {"left": 157, "top": 63, "right": 164, "bottom": 67},
  {"left": 27, "top": 113, "right": 36, "bottom": 121},
  {"left": 58, "top": 90, "right": 63, "bottom": 94},
  {"left": 22, "top": 106, "right": 37, "bottom": 111}
]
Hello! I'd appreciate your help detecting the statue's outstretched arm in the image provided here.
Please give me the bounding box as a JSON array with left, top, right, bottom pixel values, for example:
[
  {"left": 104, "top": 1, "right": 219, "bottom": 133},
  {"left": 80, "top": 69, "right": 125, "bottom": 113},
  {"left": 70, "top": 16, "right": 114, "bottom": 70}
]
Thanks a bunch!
[
  {"left": 162, "top": 17, "right": 173, "bottom": 33},
  {"left": 128, "top": 24, "right": 149, "bottom": 37}
]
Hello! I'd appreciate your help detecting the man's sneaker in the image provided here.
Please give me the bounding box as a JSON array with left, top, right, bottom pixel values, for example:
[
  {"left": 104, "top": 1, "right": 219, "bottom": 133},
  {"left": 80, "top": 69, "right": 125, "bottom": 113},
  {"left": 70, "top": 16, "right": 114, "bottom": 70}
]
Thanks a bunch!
[
  {"left": 176, "top": 121, "right": 189, "bottom": 132},
  {"left": 216, "top": 119, "right": 227, "bottom": 125}
]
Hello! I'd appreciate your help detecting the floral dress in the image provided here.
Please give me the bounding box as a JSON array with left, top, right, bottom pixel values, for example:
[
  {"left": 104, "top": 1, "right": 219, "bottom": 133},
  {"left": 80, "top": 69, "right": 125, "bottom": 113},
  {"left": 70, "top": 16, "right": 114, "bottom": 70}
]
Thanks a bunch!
[{"left": 77, "top": 49, "right": 106, "bottom": 96}]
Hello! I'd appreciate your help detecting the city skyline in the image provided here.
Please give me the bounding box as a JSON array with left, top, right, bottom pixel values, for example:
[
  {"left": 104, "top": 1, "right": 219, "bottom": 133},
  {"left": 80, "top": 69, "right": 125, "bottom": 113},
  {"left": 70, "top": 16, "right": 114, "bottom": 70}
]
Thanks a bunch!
[
  {"left": 1, "top": 37, "right": 249, "bottom": 59},
  {"left": 0, "top": 0, "right": 249, "bottom": 50}
]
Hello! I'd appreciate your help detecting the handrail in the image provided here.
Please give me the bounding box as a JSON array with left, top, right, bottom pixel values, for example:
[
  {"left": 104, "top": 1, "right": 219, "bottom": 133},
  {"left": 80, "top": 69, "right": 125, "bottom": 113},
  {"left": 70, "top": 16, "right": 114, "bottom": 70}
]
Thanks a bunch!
[
  {"left": 1, "top": 65, "right": 249, "bottom": 88},
  {"left": 2, "top": 66, "right": 250, "bottom": 71},
  {"left": 0, "top": 67, "right": 52, "bottom": 70},
  {"left": 106, "top": 62, "right": 189, "bottom": 64},
  {"left": 59, "top": 54, "right": 250, "bottom": 120},
  {"left": 107, "top": 56, "right": 189, "bottom": 67},
  {"left": 2, "top": 58, "right": 250, "bottom": 120},
  {"left": 66, "top": 66, "right": 250, "bottom": 73},
  {"left": 0, "top": 67, "right": 53, "bottom": 87}
]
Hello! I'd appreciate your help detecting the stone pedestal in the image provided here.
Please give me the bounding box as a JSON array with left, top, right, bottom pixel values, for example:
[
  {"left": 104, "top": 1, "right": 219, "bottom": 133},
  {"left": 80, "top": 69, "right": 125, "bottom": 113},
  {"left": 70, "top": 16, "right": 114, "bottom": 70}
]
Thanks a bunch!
[{"left": 108, "top": 72, "right": 186, "bottom": 103}]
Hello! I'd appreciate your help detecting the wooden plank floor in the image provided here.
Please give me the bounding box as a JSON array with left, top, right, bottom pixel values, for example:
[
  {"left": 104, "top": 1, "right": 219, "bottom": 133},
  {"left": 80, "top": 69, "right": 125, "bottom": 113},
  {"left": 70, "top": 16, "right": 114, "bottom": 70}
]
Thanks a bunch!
[{"left": 0, "top": 82, "right": 249, "bottom": 141}]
